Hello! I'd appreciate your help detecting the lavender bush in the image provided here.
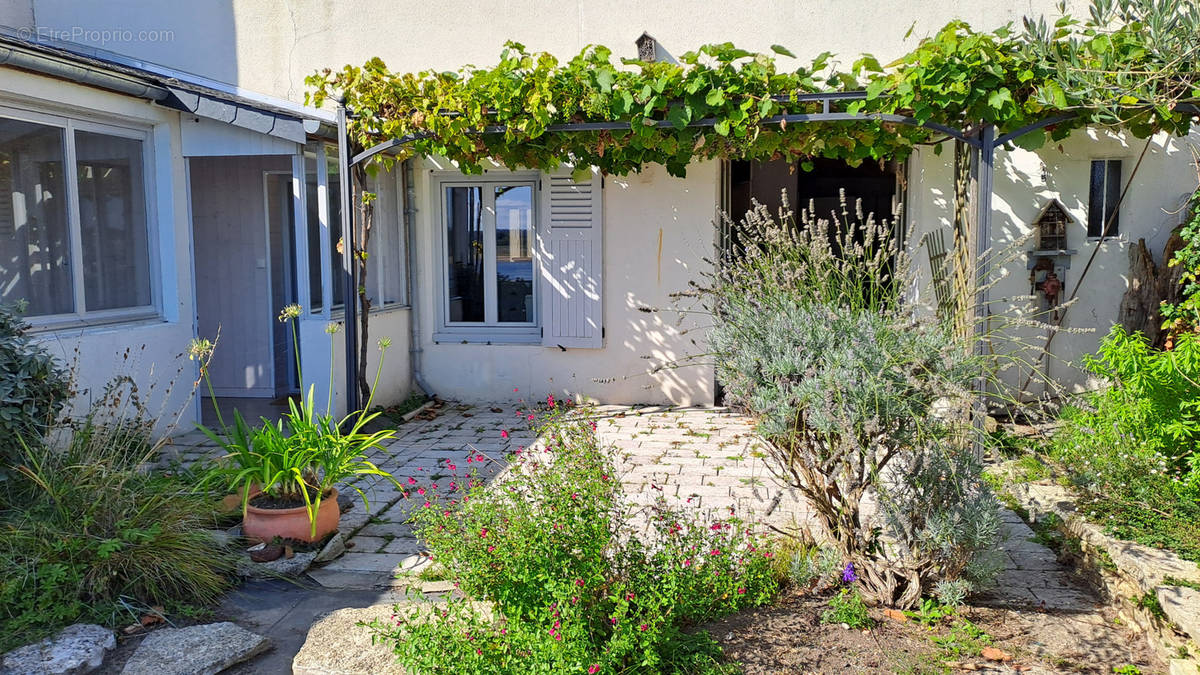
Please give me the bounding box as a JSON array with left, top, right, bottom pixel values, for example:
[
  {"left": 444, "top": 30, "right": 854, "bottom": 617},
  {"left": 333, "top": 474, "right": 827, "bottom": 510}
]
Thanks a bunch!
[{"left": 701, "top": 195, "right": 1001, "bottom": 608}]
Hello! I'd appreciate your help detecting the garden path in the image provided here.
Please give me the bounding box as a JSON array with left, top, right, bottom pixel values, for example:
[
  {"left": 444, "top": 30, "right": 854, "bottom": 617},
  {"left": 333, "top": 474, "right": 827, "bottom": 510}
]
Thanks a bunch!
[{"left": 159, "top": 403, "right": 1156, "bottom": 673}]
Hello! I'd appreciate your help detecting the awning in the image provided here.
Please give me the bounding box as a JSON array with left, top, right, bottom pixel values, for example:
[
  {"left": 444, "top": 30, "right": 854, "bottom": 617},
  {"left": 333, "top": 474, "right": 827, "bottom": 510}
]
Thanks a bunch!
[{"left": 0, "top": 29, "right": 327, "bottom": 144}]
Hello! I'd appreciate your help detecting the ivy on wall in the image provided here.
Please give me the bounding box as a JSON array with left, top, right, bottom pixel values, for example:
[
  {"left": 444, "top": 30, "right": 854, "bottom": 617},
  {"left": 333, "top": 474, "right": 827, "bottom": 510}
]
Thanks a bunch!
[{"left": 306, "top": 0, "right": 1199, "bottom": 178}]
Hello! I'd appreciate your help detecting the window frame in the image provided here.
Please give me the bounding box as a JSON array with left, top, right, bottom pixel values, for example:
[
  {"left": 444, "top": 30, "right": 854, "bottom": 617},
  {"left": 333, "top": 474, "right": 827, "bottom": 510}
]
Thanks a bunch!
[
  {"left": 304, "top": 140, "right": 408, "bottom": 320},
  {"left": 433, "top": 171, "right": 541, "bottom": 344},
  {"left": 1087, "top": 158, "right": 1123, "bottom": 241},
  {"left": 0, "top": 103, "right": 159, "bottom": 330}
]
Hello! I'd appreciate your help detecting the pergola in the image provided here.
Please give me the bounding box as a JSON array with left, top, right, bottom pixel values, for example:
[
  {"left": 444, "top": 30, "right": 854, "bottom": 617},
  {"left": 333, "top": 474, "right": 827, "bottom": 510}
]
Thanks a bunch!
[{"left": 331, "top": 92, "right": 1200, "bottom": 412}]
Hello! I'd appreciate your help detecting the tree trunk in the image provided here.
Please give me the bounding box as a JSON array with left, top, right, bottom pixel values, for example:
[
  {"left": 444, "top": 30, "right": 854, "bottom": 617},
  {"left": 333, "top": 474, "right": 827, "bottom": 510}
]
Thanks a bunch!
[{"left": 1119, "top": 226, "right": 1184, "bottom": 347}]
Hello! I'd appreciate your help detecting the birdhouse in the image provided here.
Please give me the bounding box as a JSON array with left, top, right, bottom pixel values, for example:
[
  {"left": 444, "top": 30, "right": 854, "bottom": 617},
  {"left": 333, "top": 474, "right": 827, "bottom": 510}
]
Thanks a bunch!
[{"left": 1033, "top": 199, "right": 1072, "bottom": 252}]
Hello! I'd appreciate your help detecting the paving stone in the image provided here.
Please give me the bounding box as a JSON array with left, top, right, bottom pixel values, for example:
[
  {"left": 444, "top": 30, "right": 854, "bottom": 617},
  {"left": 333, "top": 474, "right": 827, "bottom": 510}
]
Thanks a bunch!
[
  {"left": 121, "top": 622, "right": 268, "bottom": 675},
  {"left": 323, "top": 552, "right": 404, "bottom": 573},
  {"left": 1, "top": 623, "right": 114, "bottom": 675},
  {"left": 346, "top": 535, "right": 389, "bottom": 553}
]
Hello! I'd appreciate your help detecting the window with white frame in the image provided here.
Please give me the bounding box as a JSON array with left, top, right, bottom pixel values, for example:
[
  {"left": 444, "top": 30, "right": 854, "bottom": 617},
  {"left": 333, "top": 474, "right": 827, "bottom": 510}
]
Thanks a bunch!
[
  {"left": 303, "top": 140, "right": 406, "bottom": 315},
  {"left": 438, "top": 177, "right": 538, "bottom": 339},
  {"left": 0, "top": 109, "right": 152, "bottom": 323}
]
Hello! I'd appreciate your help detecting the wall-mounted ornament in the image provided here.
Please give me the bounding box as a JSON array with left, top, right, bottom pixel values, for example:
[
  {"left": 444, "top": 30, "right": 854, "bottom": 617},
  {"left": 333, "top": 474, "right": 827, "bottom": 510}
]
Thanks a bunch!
[{"left": 1027, "top": 199, "right": 1078, "bottom": 320}]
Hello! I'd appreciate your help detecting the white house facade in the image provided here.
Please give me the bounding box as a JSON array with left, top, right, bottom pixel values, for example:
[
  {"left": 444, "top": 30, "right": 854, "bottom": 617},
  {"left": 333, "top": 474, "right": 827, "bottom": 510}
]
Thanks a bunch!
[{"left": 0, "top": 0, "right": 1194, "bottom": 429}]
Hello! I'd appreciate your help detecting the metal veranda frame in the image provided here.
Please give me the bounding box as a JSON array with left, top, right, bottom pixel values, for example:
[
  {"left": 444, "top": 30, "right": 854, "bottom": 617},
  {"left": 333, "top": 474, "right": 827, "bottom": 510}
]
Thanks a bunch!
[{"left": 331, "top": 90, "right": 1096, "bottom": 412}]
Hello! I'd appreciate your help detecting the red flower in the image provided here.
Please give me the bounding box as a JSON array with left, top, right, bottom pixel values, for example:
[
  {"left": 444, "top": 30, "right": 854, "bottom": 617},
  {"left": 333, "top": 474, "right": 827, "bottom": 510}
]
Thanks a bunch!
[
  {"left": 737, "top": 587, "right": 746, "bottom": 594},
  {"left": 639, "top": 624, "right": 648, "bottom": 631},
  {"left": 575, "top": 578, "right": 585, "bottom": 587},
  {"left": 589, "top": 666, "right": 600, "bottom": 674}
]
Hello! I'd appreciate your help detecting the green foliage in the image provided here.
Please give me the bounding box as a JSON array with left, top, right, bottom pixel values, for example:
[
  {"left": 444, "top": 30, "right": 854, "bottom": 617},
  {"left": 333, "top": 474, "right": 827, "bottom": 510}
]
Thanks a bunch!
[
  {"left": 199, "top": 312, "right": 399, "bottom": 537},
  {"left": 930, "top": 618, "right": 993, "bottom": 659},
  {"left": 821, "top": 588, "right": 874, "bottom": 629},
  {"left": 1012, "top": 454, "right": 1052, "bottom": 482},
  {"left": 308, "top": 1, "right": 1198, "bottom": 178},
  {"left": 370, "top": 401, "right": 777, "bottom": 674},
  {"left": 1113, "top": 666, "right": 1143, "bottom": 675},
  {"left": 700, "top": 200, "right": 1000, "bottom": 609},
  {"left": 904, "top": 597, "right": 957, "bottom": 627},
  {"left": 1051, "top": 325, "right": 1200, "bottom": 561},
  {"left": 1161, "top": 188, "right": 1200, "bottom": 333},
  {"left": 0, "top": 390, "right": 233, "bottom": 652},
  {"left": 0, "top": 304, "right": 71, "bottom": 472}
]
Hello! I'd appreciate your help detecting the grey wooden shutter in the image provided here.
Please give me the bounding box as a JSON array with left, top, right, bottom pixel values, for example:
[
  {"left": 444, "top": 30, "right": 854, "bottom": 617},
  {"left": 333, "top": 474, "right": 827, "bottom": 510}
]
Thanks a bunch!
[{"left": 539, "top": 170, "right": 603, "bottom": 348}]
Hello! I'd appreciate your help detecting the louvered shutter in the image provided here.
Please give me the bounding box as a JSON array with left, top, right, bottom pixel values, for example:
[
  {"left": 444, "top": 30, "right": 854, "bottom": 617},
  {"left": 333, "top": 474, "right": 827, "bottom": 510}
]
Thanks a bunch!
[{"left": 539, "top": 170, "right": 603, "bottom": 348}]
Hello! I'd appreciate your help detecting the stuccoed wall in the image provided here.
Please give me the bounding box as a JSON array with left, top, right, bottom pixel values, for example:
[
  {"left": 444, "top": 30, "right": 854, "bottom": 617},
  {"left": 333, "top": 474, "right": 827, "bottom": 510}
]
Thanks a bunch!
[
  {"left": 905, "top": 128, "right": 1199, "bottom": 395},
  {"left": 19, "top": 0, "right": 1089, "bottom": 104},
  {"left": 411, "top": 159, "right": 718, "bottom": 406}
]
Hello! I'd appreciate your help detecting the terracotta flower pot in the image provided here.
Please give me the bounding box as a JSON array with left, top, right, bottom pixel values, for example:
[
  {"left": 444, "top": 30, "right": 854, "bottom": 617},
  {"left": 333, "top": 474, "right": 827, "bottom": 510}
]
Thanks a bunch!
[{"left": 242, "top": 488, "right": 340, "bottom": 543}]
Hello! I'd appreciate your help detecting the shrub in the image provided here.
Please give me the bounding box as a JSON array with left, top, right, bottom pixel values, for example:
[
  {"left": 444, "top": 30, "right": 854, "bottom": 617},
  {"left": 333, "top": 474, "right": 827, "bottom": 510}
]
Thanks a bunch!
[
  {"left": 0, "top": 381, "right": 234, "bottom": 651},
  {"left": 1051, "top": 326, "right": 1200, "bottom": 560},
  {"left": 699, "top": 198, "right": 1001, "bottom": 608},
  {"left": 370, "top": 401, "right": 778, "bottom": 674},
  {"left": 0, "top": 304, "right": 70, "bottom": 473}
]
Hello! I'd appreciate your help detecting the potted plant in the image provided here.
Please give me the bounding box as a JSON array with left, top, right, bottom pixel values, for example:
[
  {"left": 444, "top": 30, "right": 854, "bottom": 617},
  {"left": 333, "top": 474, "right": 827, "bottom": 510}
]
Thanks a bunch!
[{"left": 193, "top": 307, "right": 400, "bottom": 543}]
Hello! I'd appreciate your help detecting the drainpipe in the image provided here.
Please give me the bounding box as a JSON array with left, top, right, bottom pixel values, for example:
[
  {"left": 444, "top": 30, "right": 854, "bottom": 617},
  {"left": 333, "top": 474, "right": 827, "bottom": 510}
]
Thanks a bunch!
[
  {"left": 336, "top": 101, "right": 360, "bottom": 414},
  {"left": 401, "top": 158, "right": 434, "bottom": 397}
]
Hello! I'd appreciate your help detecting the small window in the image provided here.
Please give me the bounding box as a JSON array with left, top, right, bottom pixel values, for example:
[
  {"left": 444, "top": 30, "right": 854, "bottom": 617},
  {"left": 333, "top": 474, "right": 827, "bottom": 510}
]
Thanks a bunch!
[
  {"left": 1087, "top": 159, "right": 1121, "bottom": 239},
  {"left": 437, "top": 176, "right": 539, "bottom": 339}
]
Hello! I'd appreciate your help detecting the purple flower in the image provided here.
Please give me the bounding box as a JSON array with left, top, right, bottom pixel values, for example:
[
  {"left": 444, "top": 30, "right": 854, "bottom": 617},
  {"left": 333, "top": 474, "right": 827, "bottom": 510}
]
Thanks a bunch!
[{"left": 842, "top": 562, "right": 857, "bottom": 584}]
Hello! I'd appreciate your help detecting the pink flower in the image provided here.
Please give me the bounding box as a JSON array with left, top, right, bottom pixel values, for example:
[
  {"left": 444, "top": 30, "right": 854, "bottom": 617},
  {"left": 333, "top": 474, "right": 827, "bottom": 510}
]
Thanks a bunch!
[
  {"left": 737, "top": 587, "right": 746, "bottom": 595},
  {"left": 710, "top": 549, "right": 721, "bottom": 556},
  {"left": 589, "top": 665, "right": 600, "bottom": 674},
  {"left": 417, "top": 487, "right": 426, "bottom": 496},
  {"left": 487, "top": 545, "right": 495, "bottom": 553},
  {"left": 501, "top": 430, "right": 509, "bottom": 439},
  {"left": 639, "top": 624, "right": 648, "bottom": 632},
  {"left": 447, "top": 463, "right": 456, "bottom": 470},
  {"left": 407, "top": 477, "right": 417, "bottom": 485},
  {"left": 480, "top": 528, "right": 488, "bottom": 538},
  {"left": 475, "top": 454, "right": 485, "bottom": 462},
  {"left": 625, "top": 592, "right": 635, "bottom": 601},
  {"left": 610, "top": 617, "right": 618, "bottom": 625},
  {"left": 423, "top": 501, "right": 431, "bottom": 508},
  {"left": 683, "top": 558, "right": 692, "bottom": 567},
  {"left": 514, "top": 387, "right": 519, "bottom": 392},
  {"left": 575, "top": 578, "right": 584, "bottom": 587},
  {"left": 527, "top": 414, "right": 535, "bottom": 421}
]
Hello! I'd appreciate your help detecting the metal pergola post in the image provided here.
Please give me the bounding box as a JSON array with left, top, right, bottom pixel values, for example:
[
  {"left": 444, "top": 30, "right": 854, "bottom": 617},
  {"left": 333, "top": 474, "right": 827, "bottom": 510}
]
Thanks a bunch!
[{"left": 336, "top": 101, "right": 359, "bottom": 414}]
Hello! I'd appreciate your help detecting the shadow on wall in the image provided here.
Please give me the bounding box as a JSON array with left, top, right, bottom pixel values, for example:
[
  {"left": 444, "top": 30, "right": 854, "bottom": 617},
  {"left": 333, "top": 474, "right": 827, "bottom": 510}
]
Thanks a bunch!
[
  {"left": 985, "top": 130, "right": 1194, "bottom": 397},
  {"left": 21, "top": 0, "right": 238, "bottom": 85},
  {"left": 597, "top": 168, "right": 717, "bottom": 407}
]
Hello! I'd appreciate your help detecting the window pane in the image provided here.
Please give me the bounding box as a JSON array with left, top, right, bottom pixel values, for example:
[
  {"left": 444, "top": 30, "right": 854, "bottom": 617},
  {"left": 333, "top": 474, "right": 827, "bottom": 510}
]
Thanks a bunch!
[
  {"left": 1104, "top": 159, "right": 1121, "bottom": 237},
  {"left": 367, "top": 172, "right": 403, "bottom": 307},
  {"left": 325, "top": 145, "right": 344, "bottom": 310},
  {"left": 304, "top": 148, "right": 322, "bottom": 312},
  {"left": 445, "top": 185, "right": 483, "bottom": 322},
  {"left": 75, "top": 130, "right": 150, "bottom": 311},
  {"left": 1087, "top": 160, "right": 1104, "bottom": 238},
  {"left": 0, "top": 119, "right": 72, "bottom": 316},
  {"left": 495, "top": 185, "right": 533, "bottom": 323}
]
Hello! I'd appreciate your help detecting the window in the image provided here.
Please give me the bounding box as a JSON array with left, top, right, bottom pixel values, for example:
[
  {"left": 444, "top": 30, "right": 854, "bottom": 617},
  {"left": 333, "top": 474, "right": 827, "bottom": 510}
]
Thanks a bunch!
[
  {"left": 439, "top": 177, "right": 538, "bottom": 338},
  {"left": 304, "top": 140, "right": 406, "bottom": 315},
  {"left": 0, "top": 111, "right": 152, "bottom": 322},
  {"left": 1088, "top": 159, "right": 1122, "bottom": 239}
]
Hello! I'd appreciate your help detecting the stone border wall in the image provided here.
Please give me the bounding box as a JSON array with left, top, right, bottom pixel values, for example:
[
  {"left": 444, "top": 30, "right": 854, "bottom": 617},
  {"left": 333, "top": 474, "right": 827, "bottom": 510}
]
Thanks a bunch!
[{"left": 1003, "top": 480, "right": 1200, "bottom": 675}]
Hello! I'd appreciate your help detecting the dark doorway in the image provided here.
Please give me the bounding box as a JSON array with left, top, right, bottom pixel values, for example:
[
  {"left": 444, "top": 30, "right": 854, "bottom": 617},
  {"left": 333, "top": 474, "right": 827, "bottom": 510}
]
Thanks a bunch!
[{"left": 729, "top": 157, "right": 899, "bottom": 226}]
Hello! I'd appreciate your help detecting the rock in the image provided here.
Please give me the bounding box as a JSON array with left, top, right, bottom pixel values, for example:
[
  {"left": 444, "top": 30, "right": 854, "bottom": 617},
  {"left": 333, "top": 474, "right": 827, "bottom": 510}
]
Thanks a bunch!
[
  {"left": 1158, "top": 585, "right": 1200, "bottom": 639},
  {"left": 314, "top": 532, "right": 347, "bottom": 563},
  {"left": 121, "top": 622, "right": 268, "bottom": 675},
  {"left": 1170, "top": 658, "right": 1200, "bottom": 675},
  {"left": 292, "top": 604, "right": 406, "bottom": 675},
  {"left": 1, "top": 623, "right": 114, "bottom": 675},
  {"left": 236, "top": 549, "right": 317, "bottom": 578},
  {"left": 293, "top": 601, "right": 491, "bottom": 675}
]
